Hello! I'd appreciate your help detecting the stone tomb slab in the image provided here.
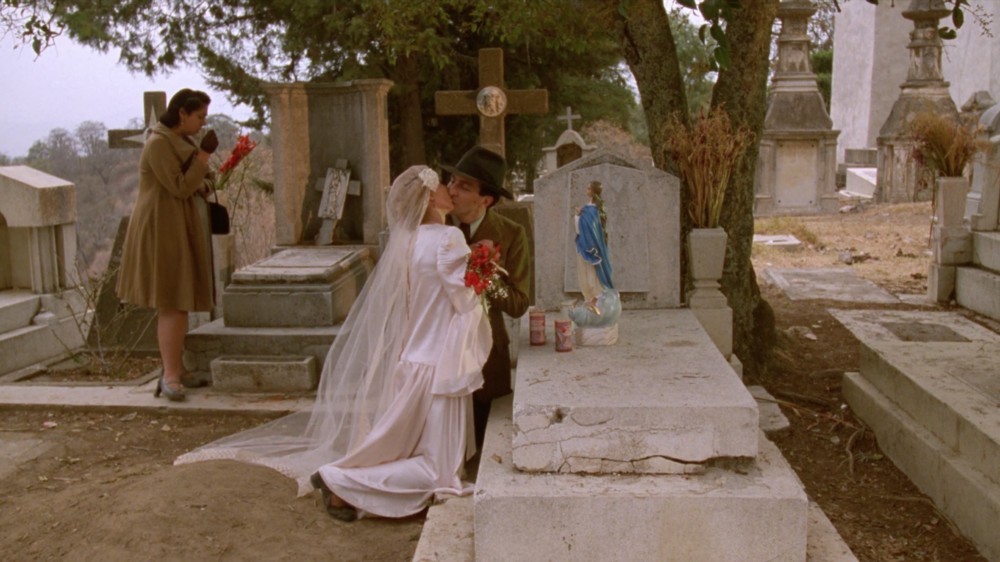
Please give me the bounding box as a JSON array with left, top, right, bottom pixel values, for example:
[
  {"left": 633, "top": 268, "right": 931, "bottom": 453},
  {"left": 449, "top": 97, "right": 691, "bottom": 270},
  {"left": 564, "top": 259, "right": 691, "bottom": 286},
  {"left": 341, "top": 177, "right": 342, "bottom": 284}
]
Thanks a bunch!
[
  {"left": 223, "top": 246, "right": 374, "bottom": 327},
  {"left": 512, "top": 309, "right": 758, "bottom": 474},
  {"left": 828, "top": 309, "right": 1000, "bottom": 344},
  {"left": 477, "top": 397, "right": 808, "bottom": 562},
  {"left": 753, "top": 234, "right": 803, "bottom": 251},
  {"left": 761, "top": 267, "right": 897, "bottom": 303}
]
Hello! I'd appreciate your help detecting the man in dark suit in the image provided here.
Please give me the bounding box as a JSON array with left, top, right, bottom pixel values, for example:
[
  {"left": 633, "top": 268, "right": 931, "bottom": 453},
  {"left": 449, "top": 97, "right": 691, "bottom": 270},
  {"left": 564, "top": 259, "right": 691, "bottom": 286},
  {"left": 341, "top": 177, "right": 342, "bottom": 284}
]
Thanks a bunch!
[{"left": 443, "top": 146, "right": 531, "bottom": 449}]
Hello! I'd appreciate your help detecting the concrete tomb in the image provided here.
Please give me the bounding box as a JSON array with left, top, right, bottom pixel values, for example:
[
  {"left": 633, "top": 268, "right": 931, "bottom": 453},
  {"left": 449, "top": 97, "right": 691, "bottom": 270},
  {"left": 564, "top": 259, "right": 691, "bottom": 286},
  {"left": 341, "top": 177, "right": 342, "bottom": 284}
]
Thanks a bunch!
[
  {"left": 186, "top": 81, "right": 390, "bottom": 390},
  {"left": 0, "top": 166, "right": 86, "bottom": 377}
]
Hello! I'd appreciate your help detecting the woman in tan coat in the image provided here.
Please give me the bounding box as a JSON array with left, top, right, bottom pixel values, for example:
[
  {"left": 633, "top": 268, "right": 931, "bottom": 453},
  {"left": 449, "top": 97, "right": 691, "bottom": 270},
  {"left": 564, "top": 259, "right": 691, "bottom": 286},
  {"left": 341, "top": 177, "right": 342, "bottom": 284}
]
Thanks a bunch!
[{"left": 116, "top": 89, "right": 218, "bottom": 401}]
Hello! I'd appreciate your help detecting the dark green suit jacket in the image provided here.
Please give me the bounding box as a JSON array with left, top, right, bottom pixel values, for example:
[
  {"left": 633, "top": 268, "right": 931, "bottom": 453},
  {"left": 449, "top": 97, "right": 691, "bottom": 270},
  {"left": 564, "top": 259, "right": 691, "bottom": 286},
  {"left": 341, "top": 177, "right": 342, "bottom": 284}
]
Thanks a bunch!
[{"left": 466, "top": 209, "right": 531, "bottom": 402}]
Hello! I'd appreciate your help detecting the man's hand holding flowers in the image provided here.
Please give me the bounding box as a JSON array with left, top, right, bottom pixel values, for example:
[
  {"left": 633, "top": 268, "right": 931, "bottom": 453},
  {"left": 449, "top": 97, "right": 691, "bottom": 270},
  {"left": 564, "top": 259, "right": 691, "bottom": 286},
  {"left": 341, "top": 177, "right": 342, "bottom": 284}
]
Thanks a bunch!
[{"left": 465, "top": 240, "right": 508, "bottom": 313}]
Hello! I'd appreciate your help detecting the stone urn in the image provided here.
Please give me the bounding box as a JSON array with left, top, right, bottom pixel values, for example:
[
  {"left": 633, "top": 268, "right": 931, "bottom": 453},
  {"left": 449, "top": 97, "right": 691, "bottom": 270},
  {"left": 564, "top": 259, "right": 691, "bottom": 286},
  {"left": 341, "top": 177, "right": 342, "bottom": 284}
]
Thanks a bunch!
[
  {"left": 934, "top": 176, "right": 970, "bottom": 228},
  {"left": 687, "top": 227, "right": 728, "bottom": 290}
]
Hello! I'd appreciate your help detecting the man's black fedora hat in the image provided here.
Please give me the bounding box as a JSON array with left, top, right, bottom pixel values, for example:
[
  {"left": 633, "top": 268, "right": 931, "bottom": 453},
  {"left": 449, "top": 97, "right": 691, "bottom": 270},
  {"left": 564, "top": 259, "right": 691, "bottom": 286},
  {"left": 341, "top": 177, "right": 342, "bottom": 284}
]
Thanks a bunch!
[{"left": 441, "top": 146, "right": 513, "bottom": 201}]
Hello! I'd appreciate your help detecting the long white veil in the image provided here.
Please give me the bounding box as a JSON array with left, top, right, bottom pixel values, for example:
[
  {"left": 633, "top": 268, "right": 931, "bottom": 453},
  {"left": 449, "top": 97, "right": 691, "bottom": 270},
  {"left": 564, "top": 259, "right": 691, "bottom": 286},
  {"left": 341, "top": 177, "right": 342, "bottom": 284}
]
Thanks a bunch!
[{"left": 176, "top": 165, "right": 438, "bottom": 495}]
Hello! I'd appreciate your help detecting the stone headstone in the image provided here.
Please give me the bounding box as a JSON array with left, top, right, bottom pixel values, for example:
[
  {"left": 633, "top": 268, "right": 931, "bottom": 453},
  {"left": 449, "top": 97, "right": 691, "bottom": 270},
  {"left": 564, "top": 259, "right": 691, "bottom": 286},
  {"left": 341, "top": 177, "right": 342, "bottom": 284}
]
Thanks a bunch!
[
  {"left": 533, "top": 150, "right": 680, "bottom": 310},
  {"left": 264, "top": 80, "right": 392, "bottom": 246},
  {"left": 755, "top": 0, "right": 840, "bottom": 216}
]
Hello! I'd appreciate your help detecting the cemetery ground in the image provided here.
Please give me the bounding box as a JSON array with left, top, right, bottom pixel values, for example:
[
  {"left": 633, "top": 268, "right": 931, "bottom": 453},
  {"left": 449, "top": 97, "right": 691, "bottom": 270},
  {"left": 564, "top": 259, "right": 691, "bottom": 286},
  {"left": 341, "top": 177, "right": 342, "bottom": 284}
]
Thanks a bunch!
[{"left": 0, "top": 202, "right": 990, "bottom": 561}]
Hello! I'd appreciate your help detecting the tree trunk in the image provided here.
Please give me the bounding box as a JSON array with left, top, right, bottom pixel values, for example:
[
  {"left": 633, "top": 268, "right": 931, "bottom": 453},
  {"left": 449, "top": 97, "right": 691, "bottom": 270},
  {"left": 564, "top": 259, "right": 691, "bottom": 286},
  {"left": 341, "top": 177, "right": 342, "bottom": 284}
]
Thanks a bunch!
[
  {"left": 395, "top": 53, "right": 426, "bottom": 169},
  {"left": 711, "top": 1, "right": 780, "bottom": 376},
  {"left": 611, "top": 0, "right": 688, "bottom": 173}
]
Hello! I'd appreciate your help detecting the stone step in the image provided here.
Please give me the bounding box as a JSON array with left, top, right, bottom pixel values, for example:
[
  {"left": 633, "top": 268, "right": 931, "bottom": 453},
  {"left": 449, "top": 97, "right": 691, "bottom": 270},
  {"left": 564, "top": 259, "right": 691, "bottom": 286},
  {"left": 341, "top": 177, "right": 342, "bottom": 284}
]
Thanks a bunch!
[
  {"left": 0, "top": 315, "right": 82, "bottom": 376},
  {"left": 474, "top": 396, "right": 808, "bottom": 562},
  {"left": 0, "top": 290, "right": 38, "bottom": 334},
  {"left": 210, "top": 355, "right": 317, "bottom": 392},
  {"left": 859, "top": 341, "right": 1000, "bottom": 486},
  {"left": 512, "top": 309, "right": 758, "bottom": 475},
  {"left": 955, "top": 266, "right": 1000, "bottom": 322},
  {"left": 185, "top": 319, "right": 340, "bottom": 378},
  {"left": 972, "top": 231, "right": 1000, "bottom": 272},
  {"left": 844, "top": 372, "right": 1000, "bottom": 562}
]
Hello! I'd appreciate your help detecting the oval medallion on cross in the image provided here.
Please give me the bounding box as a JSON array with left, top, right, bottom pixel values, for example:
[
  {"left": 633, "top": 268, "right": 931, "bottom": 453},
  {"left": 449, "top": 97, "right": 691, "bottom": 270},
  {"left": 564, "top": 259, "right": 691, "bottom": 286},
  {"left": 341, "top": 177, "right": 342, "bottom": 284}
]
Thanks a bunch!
[{"left": 476, "top": 86, "right": 507, "bottom": 117}]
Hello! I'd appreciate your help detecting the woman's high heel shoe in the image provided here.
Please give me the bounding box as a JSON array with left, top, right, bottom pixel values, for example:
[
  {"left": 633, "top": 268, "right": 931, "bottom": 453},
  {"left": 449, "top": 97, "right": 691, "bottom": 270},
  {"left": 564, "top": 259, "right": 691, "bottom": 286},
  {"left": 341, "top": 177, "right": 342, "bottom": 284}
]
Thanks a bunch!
[
  {"left": 154, "top": 376, "right": 186, "bottom": 402},
  {"left": 310, "top": 472, "right": 358, "bottom": 522}
]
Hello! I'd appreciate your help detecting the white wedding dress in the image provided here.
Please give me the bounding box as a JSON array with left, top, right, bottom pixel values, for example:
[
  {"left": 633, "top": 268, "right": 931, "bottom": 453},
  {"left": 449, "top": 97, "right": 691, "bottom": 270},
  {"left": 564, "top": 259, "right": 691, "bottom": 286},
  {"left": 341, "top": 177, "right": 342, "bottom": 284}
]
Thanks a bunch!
[
  {"left": 176, "top": 223, "right": 491, "bottom": 519},
  {"left": 314, "top": 224, "right": 491, "bottom": 517}
]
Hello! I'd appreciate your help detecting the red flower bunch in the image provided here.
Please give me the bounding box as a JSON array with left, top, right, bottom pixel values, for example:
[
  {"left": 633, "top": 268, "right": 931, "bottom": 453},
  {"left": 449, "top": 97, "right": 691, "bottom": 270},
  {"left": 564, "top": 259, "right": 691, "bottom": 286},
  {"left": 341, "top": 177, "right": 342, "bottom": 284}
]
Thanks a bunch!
[
  {"left": 215, "top": 134, "right": 258, "bottom": 191},
  {"left": 464, "top": 242, "right": 508, "bottom": 313}
]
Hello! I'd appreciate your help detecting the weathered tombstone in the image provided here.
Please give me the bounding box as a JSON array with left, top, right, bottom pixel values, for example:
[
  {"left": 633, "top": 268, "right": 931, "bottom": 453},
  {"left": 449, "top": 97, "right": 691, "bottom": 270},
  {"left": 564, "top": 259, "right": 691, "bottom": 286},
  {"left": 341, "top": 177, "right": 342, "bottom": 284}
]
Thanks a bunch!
[
  {"left": 534, "top": 149, "right": 680, "bottom": 311},
  {"left": 107, "top": 91, "right": 165, "bottom": 149},
  {"left": 186, "top": 80, "right": 391, "bottom": 389},
  {"left": 540, "top": 106, "right": 596, "bottom": 177},
  {"left": 0, "top": 166, "right": 86, "bottom": 376},
  {"left": 755, "top": 0, "right": 840, "bottom": 216},
  {"left": 266, "top": 80, "right": 393, "bottom": 246},
  {"left": 875, "top": 0, "right": 960, "bottom": 203}
]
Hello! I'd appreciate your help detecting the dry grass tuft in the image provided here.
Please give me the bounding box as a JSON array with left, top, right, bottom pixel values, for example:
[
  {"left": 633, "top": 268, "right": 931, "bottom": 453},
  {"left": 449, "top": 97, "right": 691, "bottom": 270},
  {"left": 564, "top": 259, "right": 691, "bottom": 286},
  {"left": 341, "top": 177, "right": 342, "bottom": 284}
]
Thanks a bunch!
[
  {"left": 665, "top": 107, "right": 753, "bottom": 228},
  {"left": 755, "top": 216, "right": 820, "bottom": 246}
]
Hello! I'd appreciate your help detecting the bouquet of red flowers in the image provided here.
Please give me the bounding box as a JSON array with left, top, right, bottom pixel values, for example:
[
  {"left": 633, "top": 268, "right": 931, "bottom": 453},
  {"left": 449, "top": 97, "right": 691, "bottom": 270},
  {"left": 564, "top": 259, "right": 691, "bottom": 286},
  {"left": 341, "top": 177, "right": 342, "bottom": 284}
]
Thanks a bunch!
[
  {"left": 464, "top": 242, "right": 508, "bottom": 313},
  {"left": 214, "top": 134, "right": 258, "bottom": 191}
]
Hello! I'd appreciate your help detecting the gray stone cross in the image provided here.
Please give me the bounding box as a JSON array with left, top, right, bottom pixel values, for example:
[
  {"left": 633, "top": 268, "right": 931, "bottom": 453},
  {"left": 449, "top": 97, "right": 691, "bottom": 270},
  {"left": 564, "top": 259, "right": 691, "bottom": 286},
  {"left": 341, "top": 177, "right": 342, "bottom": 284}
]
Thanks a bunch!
[
  {"left": 557, "top": 106, "right": 581, "bottom": 131},
  {"left": 434, "top": 48, "right": 548, "bottom": 157},
  {"left": 107, "top": 91, "right": 166, "bottom": 149}
]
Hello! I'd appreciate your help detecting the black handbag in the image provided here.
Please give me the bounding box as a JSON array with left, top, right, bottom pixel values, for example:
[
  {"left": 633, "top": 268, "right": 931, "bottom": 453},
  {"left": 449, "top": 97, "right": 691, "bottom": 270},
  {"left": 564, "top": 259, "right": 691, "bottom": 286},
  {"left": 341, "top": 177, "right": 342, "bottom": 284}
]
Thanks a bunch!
[{"left": 208, "top": 190, "right": 230, "bottom": 235}]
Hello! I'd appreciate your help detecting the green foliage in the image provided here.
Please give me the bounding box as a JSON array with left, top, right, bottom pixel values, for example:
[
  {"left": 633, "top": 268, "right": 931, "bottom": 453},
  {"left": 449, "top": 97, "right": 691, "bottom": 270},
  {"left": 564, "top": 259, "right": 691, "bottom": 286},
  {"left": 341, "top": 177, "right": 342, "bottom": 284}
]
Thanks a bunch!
[
  {"left": 7, "top": 0, "right": 630, "bottom": 185},
  {"left": 811, "top": 49, "right": 832, "bottom": 111},
  {"left": 668, "top": 7, "right": 716, "bottom": 115}
]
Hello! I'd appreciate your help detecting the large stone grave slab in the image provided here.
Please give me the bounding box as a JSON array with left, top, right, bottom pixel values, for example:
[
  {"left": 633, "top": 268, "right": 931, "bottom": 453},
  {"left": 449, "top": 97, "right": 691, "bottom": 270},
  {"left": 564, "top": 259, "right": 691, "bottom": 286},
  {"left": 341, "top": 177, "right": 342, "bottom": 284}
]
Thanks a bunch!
[
  {"left": 512, "top": 310, "right": 757, "bottom": 474},
  {"left": 476, "top": 396, "right": 808, "bottom": 562},
  {"left": 533, "top": 150, "right": 680, "bottom": 310},
  {"left": 834, "top": 309, "right": 1000, "bottom": 561},
  {"left": 761, "top": 267, "right": 898, "bottom": 303},
  {"left": 222, "top": 246, "right": 374, "bottom": 327}
]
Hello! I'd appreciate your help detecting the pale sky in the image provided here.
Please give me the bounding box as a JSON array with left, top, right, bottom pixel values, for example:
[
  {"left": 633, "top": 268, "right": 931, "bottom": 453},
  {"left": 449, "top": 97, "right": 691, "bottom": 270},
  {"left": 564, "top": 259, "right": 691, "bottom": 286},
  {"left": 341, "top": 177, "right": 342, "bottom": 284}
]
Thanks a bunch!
[{"left": 0, "top": 35, "right": 253, "bottom": 158}]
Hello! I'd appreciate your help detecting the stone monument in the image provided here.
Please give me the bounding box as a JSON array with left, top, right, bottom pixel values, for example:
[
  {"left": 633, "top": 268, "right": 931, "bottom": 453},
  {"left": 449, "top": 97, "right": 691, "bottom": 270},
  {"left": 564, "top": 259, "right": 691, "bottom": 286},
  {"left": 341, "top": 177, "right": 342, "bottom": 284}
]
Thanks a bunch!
[
  {"left": 540, "top": 106, "right": 596, "bottom": 176},
  {"left": 186, "top": 81, "right": 392, "bottom": 390},
  {"left": 0, "top": 166, "right": 86, "bottom": 376},
  {"left": 533, "top": 150, "right": 680, "bottom": 312},
  {"left": 754, "top": 0, "right": 840, "bottom": 216},
  {"left": 877, "top": 0, "right": 960, "bottom": 203}
]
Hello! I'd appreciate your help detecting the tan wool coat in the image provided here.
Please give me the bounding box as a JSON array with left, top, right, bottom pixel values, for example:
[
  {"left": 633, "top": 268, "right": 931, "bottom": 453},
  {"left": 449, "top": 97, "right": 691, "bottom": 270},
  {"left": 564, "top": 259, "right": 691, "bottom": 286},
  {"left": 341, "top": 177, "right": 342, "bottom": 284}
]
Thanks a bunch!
[{"left": 116, "top": 122, "right": 214, "bottom": 312}]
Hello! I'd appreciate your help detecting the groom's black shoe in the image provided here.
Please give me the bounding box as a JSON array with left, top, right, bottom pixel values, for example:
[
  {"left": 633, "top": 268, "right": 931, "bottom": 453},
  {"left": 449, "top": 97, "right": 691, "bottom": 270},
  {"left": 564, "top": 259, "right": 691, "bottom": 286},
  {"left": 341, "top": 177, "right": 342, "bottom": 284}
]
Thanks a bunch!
[{"left": 310, "top": 472, "right": 358, "bottom": 522}]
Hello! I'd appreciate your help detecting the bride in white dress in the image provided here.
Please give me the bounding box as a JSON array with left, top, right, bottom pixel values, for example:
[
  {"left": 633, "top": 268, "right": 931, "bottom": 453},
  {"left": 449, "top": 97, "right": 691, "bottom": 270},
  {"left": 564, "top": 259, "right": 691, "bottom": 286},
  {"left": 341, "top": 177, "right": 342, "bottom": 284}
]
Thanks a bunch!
[{"left": 176, "top": 165, "right": 492, "bottom": 521}]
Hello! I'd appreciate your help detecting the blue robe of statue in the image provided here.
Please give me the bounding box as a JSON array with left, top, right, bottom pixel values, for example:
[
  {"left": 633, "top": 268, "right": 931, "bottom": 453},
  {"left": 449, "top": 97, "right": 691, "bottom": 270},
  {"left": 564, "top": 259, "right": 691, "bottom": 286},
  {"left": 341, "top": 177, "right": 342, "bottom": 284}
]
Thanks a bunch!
[{"left": 575, "top": 204, "right": 613, "bottom": 290}]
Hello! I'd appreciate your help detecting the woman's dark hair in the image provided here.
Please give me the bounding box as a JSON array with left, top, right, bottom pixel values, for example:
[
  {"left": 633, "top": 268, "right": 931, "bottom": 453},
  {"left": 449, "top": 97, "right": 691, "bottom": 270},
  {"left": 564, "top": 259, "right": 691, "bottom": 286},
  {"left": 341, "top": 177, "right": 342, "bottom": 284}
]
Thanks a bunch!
[{"left": 159, "top": 89, "right": 211, "bottom": 127}]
